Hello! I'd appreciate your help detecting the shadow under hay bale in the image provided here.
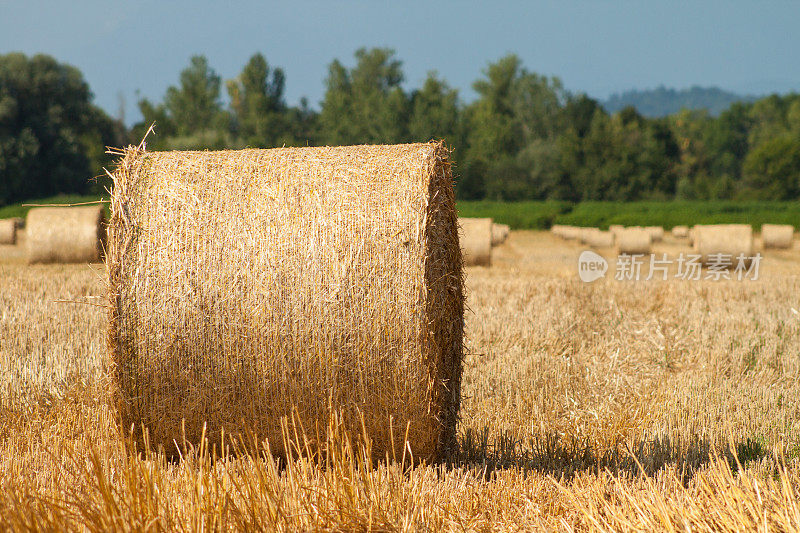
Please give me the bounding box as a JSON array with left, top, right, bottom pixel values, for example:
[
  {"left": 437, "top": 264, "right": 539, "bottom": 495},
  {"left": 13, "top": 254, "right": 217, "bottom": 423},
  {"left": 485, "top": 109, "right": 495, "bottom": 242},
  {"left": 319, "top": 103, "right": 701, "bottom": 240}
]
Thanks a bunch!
[
  {"left": 459, "top": 217, "right": 492, "bottom": 266},
  {"left": 108, "top": 142, "right": 464, "bottom": 463},
  {"left": 26, "top": 207, "right": 105, "bottom": 264},
  {"left": 692, "top": 224, "right": 753, "bottom": 264},
  {"left": 761, "top": 224, "right": 793, "bottom": 249}
]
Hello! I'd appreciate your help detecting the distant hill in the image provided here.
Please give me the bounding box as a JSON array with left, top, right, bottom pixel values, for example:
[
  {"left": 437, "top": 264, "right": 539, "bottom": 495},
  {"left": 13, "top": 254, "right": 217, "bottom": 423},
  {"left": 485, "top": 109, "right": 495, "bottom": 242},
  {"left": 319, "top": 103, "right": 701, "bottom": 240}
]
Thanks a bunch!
[{"left": 602, "top": 86, "right": 757, "bottom": 117}]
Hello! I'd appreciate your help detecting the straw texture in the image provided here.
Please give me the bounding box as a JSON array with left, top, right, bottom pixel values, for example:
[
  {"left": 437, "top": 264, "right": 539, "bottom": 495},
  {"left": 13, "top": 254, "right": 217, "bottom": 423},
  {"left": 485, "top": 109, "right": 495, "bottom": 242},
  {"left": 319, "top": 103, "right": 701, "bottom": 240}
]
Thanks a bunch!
[
  {"left": 692, "top": 224, "right": 753, "bottom": 264},
  {"left": 0, "top": 219, "right": 17, "bottom": 245},
  {"left": 26, "top": 207, "right": 105, "bottom": 264},
  {"left": 491, "top": 223, "right": 510, "bottom": 246},
  {"left": 761, "top": 224, "right": 793, "bottom": 249},
  {"left": 459, "top": 217, "right": 492, "bottom": 266},
  {"left": 672, "top": 225, "right": 689, "bottom": 238},
  {"left": 616, "top": 228, "right": 651, "bottom": 254},
  {"left": 108, "top": 142, "right": 465, "bottom": 462}
]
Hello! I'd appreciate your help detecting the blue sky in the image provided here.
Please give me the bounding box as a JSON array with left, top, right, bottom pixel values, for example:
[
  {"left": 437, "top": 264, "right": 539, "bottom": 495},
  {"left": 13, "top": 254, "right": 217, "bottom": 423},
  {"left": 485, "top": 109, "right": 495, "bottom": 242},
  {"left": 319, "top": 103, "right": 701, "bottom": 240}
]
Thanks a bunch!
[{"left": 2, "top": 0, "right": 798, "bottom": 124}]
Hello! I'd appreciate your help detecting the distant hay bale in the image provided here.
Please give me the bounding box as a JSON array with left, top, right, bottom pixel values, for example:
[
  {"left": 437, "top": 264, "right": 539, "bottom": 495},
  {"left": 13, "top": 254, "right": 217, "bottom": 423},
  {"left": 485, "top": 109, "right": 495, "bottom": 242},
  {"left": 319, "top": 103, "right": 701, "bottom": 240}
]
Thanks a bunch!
[
  {"left": 26, "top": 207, "right": 105, "bottom": 264},
  {"left": 459, "top": 217, "right": 493, "bottom": 265},
  {"left": 562, "top": 226, "right": 581, "bottom": 240},
  {"left": 617, "top": 228, "right": 651, "bottom": 254},
  {"left": 586, "top": 229, "right": 615, "bottom": 248},
  {"left": 645, "top": 226, "right": 664, "bottom": 242},
  {"left": 108, "top": 143, "right": 464, "bottom": 462},
  {"left": 491, "top": 223, "right": 510, "bottom": 246},
  {"left": 672, "top": 225, "right": 689, "bottom": 238},
  {"left": 551, "top": 224, "right": 565, "bottom": 238},
  {"left": 692, "top": 224, "right": 753, "bottom": 264},
  {"left": 761, "top": 224, "right": 793, "bottom": 249},
  {"left": 0, "top": 218, "right": 19, "bottom": 244},
  {"left": 579, "top": 227, "right": 595, "bottom": 244},
  {"left": 609, "top": 224, "right": 624, "bottom": 237}
]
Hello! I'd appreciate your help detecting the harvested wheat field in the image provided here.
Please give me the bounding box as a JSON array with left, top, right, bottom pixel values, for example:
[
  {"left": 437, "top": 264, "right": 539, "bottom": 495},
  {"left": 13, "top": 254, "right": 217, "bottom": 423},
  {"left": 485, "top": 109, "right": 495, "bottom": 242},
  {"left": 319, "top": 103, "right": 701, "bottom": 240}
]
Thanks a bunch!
[{"left": 2, "top": 228, "right": 800, "bottom": 531}]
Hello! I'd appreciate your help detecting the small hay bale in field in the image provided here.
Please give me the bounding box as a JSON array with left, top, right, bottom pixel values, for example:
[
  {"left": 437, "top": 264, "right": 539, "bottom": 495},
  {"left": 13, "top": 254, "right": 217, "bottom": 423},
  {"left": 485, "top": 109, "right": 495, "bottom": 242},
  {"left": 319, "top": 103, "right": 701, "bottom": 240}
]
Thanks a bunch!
[
  {"left": 551, "top": 224, "right": 565, "bottom": 238},
  {"left": 0, "top": 218, "right": 18, "bottom": 244},
  {"left": 459, "top": 217, "right": 493, "bottom": 265},
  {"left": 491, "top": 223, "right": 510, "bottom": 246},
  {"left": 108, "top": 143, "right": 464, "bottom": 462},
  {"left": 609, "top": 224, "right": 624, "bottom": 236},
  {"left": 645, "top": 226, "right": 664, "bottom": 242},
  {"left": 578, "top": 227, "right": 595, "bottom": 244},
  {"left": 26, "top": 207, "right": 105, "bottom": 264},
  {"left": 761, "top": 224, "right": 793, "bottom": 249},
  {"left": 617, "top": 227, "right": 651, "bottom": 254},
  {"left": 692, "top": 224, "right": 753, "bottom": 264},
  {"left": 586, "top": 229, "right": 615, "bottom": 248},
  {"left": 562, "top": 226, "right": 580, "bottom": 240},
  {"left": 672, "top": 225, "right": 689, "bottom": 238}
]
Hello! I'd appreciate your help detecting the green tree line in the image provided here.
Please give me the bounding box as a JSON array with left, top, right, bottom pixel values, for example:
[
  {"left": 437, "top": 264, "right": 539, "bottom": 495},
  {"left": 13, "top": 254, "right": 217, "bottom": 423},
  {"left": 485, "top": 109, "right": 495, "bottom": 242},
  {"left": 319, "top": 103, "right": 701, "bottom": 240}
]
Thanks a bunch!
[{"left": 2, "top": 50, "right": 800, "bottom": 206}]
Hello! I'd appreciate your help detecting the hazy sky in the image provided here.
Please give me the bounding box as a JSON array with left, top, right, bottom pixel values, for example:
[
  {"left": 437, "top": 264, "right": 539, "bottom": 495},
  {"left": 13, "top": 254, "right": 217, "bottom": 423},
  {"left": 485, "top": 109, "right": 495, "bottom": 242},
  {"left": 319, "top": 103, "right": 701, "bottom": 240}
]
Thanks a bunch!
[{"left": 2, "top": 0, "right": 798, "bottom": 124}]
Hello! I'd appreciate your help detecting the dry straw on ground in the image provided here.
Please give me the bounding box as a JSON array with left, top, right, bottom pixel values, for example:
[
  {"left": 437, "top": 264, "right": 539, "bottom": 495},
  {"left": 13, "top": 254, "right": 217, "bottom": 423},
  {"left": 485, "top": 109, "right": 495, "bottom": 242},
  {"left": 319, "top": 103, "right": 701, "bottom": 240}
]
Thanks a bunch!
[
  {"left": 108, "top": 142, "right": 465, "bottom": 462},
  {"left": 645, "top": 226, "right": 664, "bottom": 242},
  {"left": 491, "top": 223, "right": 510, "bottom": 246},
  {"left": 761, "top": 223, "right": 793, "bottom": 249},
  {"left": 26, "top": 206, "right": 105, "bottom": 264},
  {"left": 616, "top": 227, "right": 652, "bottom": 254},
  {"left": 0, "top": 219, "right": 18, "bottom": 244},
  {"left": 586, "top": 229, "right": 615, "bottom": 248},
  {"left": 459, "top": 217, "right": 492, "bottom": 266},
  {"left": 693, "top": 224, "right": 753, "bottom": 264},
  {"left": 672, "top": 225, "right": 689, "bottom": 238}
]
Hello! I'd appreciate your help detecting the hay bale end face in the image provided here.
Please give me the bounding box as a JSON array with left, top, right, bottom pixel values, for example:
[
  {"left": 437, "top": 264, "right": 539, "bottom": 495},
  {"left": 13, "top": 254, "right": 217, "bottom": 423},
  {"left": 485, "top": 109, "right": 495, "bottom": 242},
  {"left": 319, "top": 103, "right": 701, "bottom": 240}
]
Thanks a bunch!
[
  {"left": 761, "top": 224, "right": 793, "bottom": 249},
  {"left": 0, "top": 219, "right": 17, "bottom": 245},
  {"left": 586, "top": 229, "right": 615, "bottom": 248},
  {"left": 26, "top": 207, "right": 105, "bottom": 264},
  {"left": 459, "top": 217, "right": 493, "bottom": 266},
  {"left": 645, "top": 226, "right": 664, "bottom": 242},
  {"left": 491, "top": 223, "right": 510, "bottom": 246},
  {"left": 617, "top": 228, "right": 651, "bottom": 255},
  {"left": 672, "top": 225, "right": 689, "bottom": 238},
  {"left": 692, "top": 224, "right": 753, "bottom": 264},
  {"left": 109, "top": 143, "right": 464, "bottom": 462}
]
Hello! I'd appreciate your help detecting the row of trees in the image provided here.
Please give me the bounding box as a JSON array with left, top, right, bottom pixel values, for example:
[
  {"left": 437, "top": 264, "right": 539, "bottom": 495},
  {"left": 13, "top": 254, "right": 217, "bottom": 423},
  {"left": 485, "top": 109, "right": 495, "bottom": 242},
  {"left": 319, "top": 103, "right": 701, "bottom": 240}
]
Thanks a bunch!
[{"left": 2, "top": 50, "right": 799, "bottom": 206}]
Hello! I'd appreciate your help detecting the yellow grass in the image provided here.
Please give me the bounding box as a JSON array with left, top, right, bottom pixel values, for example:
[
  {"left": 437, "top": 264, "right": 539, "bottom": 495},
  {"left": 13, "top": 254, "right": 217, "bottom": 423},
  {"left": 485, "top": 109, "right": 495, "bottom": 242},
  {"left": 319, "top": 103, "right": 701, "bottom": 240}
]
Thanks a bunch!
[{"left": 1, "top": 231, "right": 800, "bottom": 530}]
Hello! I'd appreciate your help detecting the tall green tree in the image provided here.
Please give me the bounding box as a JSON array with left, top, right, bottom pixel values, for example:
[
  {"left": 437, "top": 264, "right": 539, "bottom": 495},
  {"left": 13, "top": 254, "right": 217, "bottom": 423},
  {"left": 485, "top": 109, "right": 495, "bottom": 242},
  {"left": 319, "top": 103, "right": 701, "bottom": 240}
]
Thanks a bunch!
[
  {"left": 227, "top": 53, "right": 288, "bottom": 147},
  {"left": 742, "top": 136, "right": 800, "bottom": 200},
  {"left": 319, "top": 48, "right": 409, "bottom": 145},
  {"left": 0, "top": 53, "right": 125, "bottom": 205},
  {"left": 408, "top": 72, "right": 459, "bottom": 143}
]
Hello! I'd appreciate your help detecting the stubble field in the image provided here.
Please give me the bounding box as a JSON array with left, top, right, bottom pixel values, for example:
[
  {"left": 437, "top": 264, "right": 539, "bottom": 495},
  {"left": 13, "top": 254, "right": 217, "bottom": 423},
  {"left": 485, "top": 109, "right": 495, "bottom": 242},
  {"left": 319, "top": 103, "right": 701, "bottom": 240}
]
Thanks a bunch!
[{"left": 1, "top": 230, "right": 800, "bottom": 531}]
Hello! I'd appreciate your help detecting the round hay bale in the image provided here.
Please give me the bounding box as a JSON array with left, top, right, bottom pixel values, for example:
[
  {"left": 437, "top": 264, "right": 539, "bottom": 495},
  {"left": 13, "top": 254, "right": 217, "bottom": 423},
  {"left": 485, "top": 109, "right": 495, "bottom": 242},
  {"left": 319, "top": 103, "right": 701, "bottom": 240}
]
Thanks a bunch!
[
  {"left": 459, "top": 217, "right": 492, "bottom": 266},
  {"left": 562, "top": 226, "right": 580, "bottom": 240},
  {"left": 608, "top": 224, "right": 624, "bottom": 237},
  {"left": 551, "top": 224, "right": 565, "bottom": 238},
  {"left": 578, "top": 227, "right": 595, "bottom": 244},
  {"left": 672, "top": 225, "right": 689, "bottom": 238},
  {"left": 692, "top": 224, "right": 753, "bottom": 264},
  {"left": 617, "top": 228, "right": 651, "bottom": 254},
  {"left": 645, "top": 226, "right": 664, "bottom": 242},
  {"left": 491, "top": 223, "right": 510, "bottom": 246},
  {"left": 761, "top": 224, "right": 793, "bottom": 249},
  {"left": 26, "top": 207, "right": 105, "bottom": 264},
  {"left": 108, "top": 143, "right": 464, "bottom": 461},
  {"left": 0, "top": 219, "right": 18, "bottom": 245},
  {"left": 586, "top": 229, "right": 615, "bottom": 248}
]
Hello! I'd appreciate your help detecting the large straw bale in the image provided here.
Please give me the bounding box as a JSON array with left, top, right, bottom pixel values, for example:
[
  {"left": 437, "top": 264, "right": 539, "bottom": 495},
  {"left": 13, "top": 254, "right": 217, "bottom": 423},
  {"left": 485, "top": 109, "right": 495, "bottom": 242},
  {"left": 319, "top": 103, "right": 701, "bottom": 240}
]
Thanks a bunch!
[
  {"left": 26, "top": 207, "right": 105, "bottom": 264},
  {"left": 761, "top": 224, "right": 793, "bottom": 249},
  {"left": 459, "top": 217, "right": 492, "bottom": 266},
  {"left": 491, "top": 223, "right": 510, "bottom": 245},
  {"left": 617, "top": 227, "right": 652, "bottom": 254},
  {"left": 645, "top": 226, "right": 664, "bottom": 242},
  {"left": 586, "top": 229, "right": 615, "bottom": 248},
  {"left": 108, "top": 143, "right": 464, "bottom": 462},
  {"left": 692, "top": 224, "right": 753, "bottom": 264},
  {"left": 0, "top": 219, "right": 17, "bottom": 244},
  {"left": 672, "top": 225, "right": 689, "bottom": 238}
]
